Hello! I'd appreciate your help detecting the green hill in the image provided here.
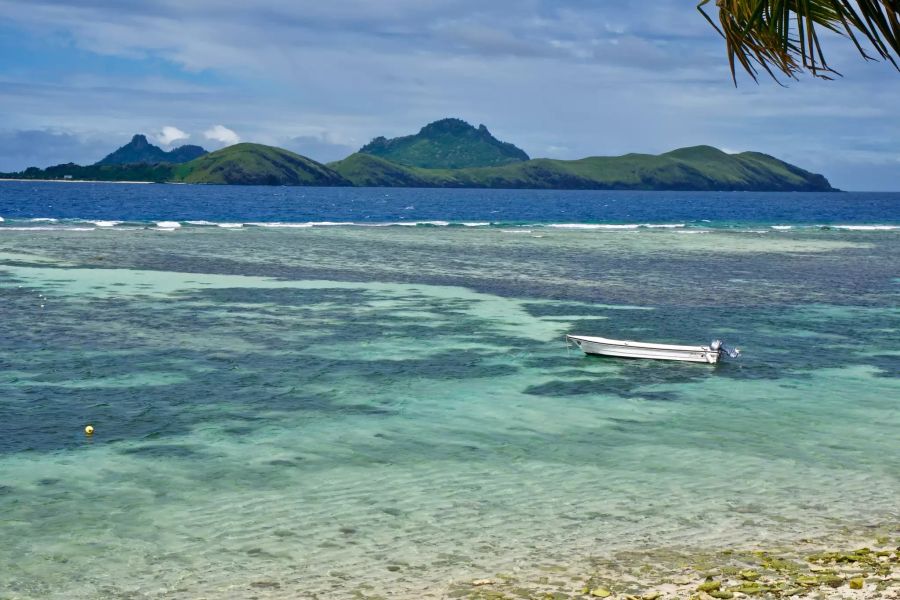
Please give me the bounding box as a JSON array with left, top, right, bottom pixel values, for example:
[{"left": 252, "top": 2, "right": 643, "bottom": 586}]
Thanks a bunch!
[
  {"left": 96, "top": 134, "right": 207, "bottom": 165},
  {"left": 330, "top": 145, "right": 834, "bottom": 191},
  {"left": 0, "top": 162, "right": 176, "bottom": 182},
  {"left": 174, "top": 143, "right": 350, "bottom": 186},
  {"left": 359, "top": 118, "right": 530, "bottom": 169},
  {"left": 2, "top": 143, "right": 351, "bottom": 186},
  {"left": 324, "top": 153, "right": 447, "bottom": 187}
]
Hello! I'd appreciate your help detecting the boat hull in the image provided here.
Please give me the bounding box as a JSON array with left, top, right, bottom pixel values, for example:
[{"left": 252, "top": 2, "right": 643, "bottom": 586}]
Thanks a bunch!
[{"left": 566, "top": 335, "right": 720, "bottom": 364}]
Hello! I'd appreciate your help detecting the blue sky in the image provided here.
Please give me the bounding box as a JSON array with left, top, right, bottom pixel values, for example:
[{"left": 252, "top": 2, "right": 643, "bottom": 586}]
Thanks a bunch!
[{"left": 0, "top": 0, "right": 897, "bottom": 190}]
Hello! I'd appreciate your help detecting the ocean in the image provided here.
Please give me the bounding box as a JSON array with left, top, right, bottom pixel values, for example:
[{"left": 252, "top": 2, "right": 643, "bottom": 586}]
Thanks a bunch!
[{"left": 0, "top": 182, "right": 898, "bottom": 599}]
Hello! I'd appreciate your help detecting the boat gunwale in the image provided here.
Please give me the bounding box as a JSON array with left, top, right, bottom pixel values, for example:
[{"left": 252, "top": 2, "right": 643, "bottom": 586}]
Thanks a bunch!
[{"left": 565, "top": 334, "right": 713, "bottom": 353}]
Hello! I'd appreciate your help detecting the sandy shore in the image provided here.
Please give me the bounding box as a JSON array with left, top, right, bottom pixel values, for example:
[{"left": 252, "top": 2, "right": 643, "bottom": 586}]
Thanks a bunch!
[{"left": 439, "top": 531, "right": 899, "bottom": 600}]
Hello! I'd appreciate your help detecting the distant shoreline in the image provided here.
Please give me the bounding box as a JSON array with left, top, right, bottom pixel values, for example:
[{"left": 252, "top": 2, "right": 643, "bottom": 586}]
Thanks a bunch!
[
  {"left": 0, "top": 177, "right": 846, "bottom": 192},
  {"left": 0, "top": 178, "right": 155, "bottom": 184}
]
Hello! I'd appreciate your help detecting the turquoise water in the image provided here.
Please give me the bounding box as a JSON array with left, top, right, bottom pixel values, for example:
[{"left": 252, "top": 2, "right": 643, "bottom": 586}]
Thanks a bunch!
[{"left": 1, "top": 225, "right": 898, "bottom": 599}]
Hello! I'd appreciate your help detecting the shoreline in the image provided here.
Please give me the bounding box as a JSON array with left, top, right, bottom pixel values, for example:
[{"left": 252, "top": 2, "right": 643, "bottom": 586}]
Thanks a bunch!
[
  {"left": 439, "top": 530, "right": 899, "bottom": 600},
  {"left": 0, "top": 177, "right": 155, "bottom": 184}
]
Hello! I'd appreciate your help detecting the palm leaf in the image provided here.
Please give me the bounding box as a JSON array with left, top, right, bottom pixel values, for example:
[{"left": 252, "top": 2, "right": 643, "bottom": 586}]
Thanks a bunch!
[{"left": 699, "top": 0, "right": 900, "bottom": 82}]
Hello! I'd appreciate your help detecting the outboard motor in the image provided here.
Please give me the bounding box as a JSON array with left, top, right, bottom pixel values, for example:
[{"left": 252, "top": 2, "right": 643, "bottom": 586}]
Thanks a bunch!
[{"left": 711, "top": 339, "right": 741, "bottom": 359}]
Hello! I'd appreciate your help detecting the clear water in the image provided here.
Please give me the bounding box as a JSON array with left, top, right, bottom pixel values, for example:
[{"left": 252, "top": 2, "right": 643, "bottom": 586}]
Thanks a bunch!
[{"left": 0, "top": 184, "right": 898, "bottom": 599}]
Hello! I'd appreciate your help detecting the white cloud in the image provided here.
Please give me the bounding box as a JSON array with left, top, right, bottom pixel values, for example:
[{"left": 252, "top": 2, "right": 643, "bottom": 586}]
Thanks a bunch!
[
  {"left": 157, "top": 125, "right": 190, "bottom": 146},
  {"left": 204, "top": 125, "right": 240, "bottom": 146}
]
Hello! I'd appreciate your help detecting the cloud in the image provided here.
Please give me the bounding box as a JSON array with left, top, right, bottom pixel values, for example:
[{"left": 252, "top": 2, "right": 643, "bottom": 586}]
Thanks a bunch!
[
  {"left": 203, "top": 125, "right": 240, "bottom": 146},
  {"left": 157, "top": 125, "right": 190, "bottom": 146},
  {"left": 0, "top": 0, "right": 725, "bottom": 73}
]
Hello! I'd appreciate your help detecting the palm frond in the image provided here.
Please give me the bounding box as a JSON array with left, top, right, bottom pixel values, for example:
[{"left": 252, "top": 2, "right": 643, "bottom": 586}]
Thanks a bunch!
[{"left": 699, "top": 0, "right": 900, "bottom": 82}]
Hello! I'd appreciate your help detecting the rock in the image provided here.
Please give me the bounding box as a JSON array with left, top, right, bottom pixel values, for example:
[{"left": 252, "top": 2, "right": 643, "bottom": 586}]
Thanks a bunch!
[
  {"left": 708, "top": 592, "right": 734, "bottom": 600},
  {"left": 733, "top": 583, "right": 768, "bottom": 595},
  {"left": 849, "top": 577, "right": 864, "bottom": 589},
  {"left": 809, "top": 550, "right": 879, "bottom": 566},
  {"left": 738, "top": 570, "right": 760, "bottom": 581},
  {"left": 761, "top": 556, "right": 802, "bottom": 573},
  {"left": 473, "top": 579, "right": 495, "bottom": 586},
  {"left": 782, "top": 588, "right": 805, "bottom": 597},
  {"left": 697, "top": 580, "right": 721, "bottom": 592},
  {"left": 590, "top": 588, "right": 612, "bottom": 598},
  {"left": 672, "top": 576, "right": 693, "bottom": 585},
  {"left": 642, "top": 593, "right": 661, "bottom": 600}
]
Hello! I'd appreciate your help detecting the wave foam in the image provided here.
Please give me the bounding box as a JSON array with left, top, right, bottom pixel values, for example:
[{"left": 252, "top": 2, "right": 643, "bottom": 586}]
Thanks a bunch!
[
  {"left": 394, "top": 221, "right": 450, "bottom": 227},
  {"left": 246, "top": 222, "right": 314, "bottom": 228},
  {"left": 2, "top": 217, "right": 897, "bottom": 233},
  {"left": 829, "top": 224, "right": 898, "bottom": 231},
  {"left": 547, "top": 223, "right": 685, "bottom": 230}
]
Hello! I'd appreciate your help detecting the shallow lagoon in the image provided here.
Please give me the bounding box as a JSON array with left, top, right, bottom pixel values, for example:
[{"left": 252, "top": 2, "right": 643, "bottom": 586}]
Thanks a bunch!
[{"left": 0, "top": 223, "right": 898, "bottom": 599}]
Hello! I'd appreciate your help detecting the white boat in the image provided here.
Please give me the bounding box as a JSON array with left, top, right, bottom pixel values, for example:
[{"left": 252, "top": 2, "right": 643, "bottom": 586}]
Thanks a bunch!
[{"left": 565, "top": 334, "right": 740, "bottom": 364}]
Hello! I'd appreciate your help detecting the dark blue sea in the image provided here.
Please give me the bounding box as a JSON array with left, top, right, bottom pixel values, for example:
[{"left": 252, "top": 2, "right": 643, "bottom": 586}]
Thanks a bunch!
[
  {"left": 1, "top": 181, "right": 898, "bottom": 599},
  {"left": 0, "top": 181, "right": 898, "bottom": 227}
]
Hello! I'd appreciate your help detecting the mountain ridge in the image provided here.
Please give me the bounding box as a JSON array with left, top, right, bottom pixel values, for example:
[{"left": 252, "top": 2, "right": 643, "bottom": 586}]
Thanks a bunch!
[
  {"left": 96, "top": 134, "right": 208, "bottom": 165},
  {"left": 359, "top": 118, "right": 530, "bottom": 169},
  {"left": 328, "top": 144, "right": 833, "bottom": 191},
  {"left": 0, "top": 121, "right": 836, "bottom": 191}
]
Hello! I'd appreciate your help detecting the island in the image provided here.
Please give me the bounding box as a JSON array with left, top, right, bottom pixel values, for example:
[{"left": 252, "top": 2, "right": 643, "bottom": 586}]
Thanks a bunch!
[{"left": 0, "top": 119, "right": 835, "bottom": 191}]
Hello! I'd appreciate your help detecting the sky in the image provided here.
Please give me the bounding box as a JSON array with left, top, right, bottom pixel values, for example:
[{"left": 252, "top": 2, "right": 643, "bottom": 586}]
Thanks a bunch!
[{"left": 0, "top": 0, "right": 897, "bottom": 190}]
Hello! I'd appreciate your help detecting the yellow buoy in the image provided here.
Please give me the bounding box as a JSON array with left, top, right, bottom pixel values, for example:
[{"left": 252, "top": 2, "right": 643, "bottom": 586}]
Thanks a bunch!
[{"left": 84, "top": 425, "right": 94, "bottom": 435}]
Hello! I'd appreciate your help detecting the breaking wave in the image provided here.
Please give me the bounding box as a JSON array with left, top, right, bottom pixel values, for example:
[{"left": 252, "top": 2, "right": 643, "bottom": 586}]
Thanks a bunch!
[{"left": 1, "top": 218, "right": 898, "bottom": 233}]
